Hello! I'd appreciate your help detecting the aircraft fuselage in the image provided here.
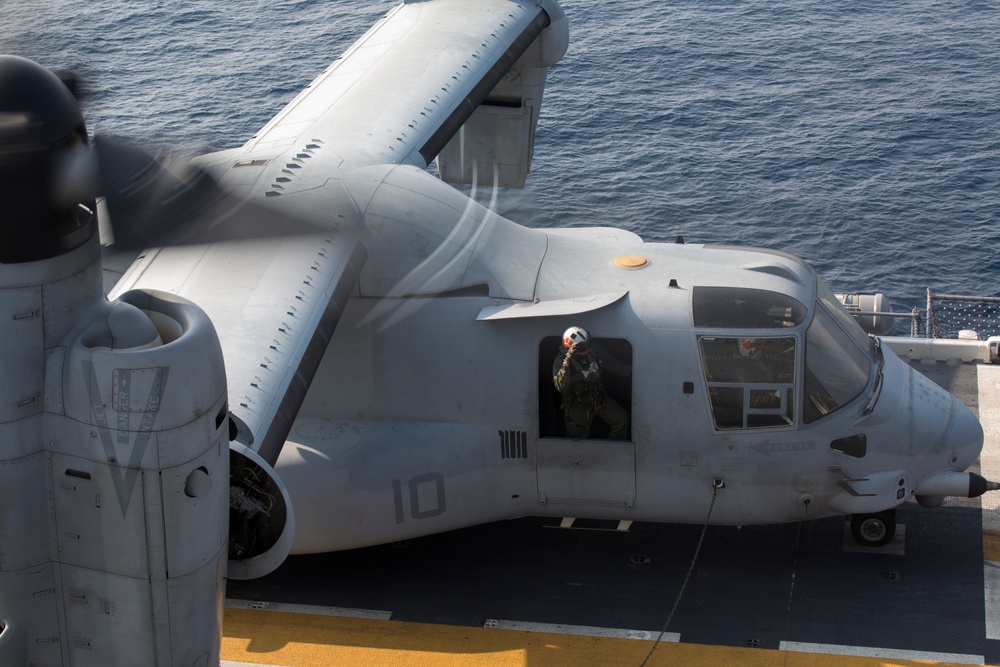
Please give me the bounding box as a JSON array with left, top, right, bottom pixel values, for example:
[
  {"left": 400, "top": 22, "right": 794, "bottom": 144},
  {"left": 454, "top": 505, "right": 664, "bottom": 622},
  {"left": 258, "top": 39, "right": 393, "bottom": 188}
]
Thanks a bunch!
[{"left": 277, "top": 212, "right": 982, "bottom": 554}]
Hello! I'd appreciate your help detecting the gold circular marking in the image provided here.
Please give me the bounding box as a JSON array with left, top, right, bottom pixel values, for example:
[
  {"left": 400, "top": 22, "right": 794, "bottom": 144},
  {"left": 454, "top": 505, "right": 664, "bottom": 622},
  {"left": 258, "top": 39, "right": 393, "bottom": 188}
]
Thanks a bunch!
[{"left": 613, "top": 254, "right": 650, "bottom": 269}]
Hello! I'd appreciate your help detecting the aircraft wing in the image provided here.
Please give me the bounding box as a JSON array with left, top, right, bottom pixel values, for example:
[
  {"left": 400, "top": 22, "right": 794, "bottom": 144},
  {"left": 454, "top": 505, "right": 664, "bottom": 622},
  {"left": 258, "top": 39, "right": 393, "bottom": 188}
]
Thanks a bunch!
[
  {"left": 233, "top": 0, "right": 564, "bottom": 171},
  {"left": 109, "top": 185, "right": 366, "bottom": 465},
  {"left": 109, "top": 0, "right": 566, "bottom": 464}
]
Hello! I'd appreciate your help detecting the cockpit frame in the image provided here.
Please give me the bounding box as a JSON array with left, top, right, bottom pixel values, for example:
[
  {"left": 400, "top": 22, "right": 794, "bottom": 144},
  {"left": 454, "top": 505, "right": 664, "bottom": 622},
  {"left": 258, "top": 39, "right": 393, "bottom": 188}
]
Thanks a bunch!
[{"left": 694, "top": 280, "right": 877, "bottom": 433}]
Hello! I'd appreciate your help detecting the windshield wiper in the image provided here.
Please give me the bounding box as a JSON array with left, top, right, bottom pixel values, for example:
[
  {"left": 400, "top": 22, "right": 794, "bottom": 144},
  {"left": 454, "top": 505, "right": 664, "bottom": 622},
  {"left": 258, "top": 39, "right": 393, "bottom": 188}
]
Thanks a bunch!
[{"left": 863, "top": 336, "right": 884, "bottom": 415}]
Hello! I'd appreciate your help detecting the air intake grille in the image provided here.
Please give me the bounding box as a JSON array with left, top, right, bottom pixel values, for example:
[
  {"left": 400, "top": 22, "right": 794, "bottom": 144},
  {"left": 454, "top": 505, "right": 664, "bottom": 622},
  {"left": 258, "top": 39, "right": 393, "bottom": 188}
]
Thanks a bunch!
[{"left": 499, "top": 430, "right": 528, "bottom": 459}]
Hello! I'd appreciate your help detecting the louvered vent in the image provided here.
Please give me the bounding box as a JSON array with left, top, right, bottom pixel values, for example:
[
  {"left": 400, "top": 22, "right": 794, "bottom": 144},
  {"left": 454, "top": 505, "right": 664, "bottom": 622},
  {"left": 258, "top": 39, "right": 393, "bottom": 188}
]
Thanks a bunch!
[{"left": 499, "top": 430, "right": 528, "bottom": 459}]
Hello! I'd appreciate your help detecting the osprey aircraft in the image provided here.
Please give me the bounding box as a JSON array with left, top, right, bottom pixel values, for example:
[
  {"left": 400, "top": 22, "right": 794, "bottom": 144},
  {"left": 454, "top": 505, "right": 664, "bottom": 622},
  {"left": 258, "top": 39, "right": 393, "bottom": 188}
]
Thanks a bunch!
[{"left": 0, "top": 0, "right": 995, "bottom": 664}]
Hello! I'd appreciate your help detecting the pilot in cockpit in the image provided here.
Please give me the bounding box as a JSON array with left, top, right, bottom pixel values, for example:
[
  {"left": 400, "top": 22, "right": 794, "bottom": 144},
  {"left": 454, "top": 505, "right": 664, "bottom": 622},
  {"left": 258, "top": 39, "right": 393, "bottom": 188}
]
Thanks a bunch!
[{"left": 552, "top": 326, "right": 630, "bottom": 440}]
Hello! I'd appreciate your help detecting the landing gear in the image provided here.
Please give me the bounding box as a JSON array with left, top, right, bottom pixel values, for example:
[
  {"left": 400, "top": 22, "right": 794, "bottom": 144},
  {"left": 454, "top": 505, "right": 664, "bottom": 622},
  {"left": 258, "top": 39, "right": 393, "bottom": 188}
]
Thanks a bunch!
[{"left": 850, "top": 510, "right": 896, "bottom": 547}]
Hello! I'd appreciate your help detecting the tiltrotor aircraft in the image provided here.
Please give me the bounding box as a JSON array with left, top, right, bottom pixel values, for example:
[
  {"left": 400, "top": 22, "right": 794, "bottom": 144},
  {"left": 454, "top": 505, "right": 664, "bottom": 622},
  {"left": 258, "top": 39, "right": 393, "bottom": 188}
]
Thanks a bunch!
[{"left": 1, "top": 0, "right": 996, "bottom": 664}]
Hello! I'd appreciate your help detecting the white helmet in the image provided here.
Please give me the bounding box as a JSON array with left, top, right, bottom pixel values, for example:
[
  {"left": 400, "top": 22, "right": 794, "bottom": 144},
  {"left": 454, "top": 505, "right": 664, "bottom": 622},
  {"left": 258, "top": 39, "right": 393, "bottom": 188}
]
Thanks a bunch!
[{"left": 562, "top": 326, "right": 590, "bottom": 348}]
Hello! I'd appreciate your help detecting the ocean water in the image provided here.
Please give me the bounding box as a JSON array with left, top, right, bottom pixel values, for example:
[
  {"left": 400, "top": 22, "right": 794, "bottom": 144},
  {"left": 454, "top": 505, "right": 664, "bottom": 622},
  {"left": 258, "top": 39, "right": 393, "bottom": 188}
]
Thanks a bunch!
[{"left": 2, "top": 0, "right": 998, "bottom": 317}]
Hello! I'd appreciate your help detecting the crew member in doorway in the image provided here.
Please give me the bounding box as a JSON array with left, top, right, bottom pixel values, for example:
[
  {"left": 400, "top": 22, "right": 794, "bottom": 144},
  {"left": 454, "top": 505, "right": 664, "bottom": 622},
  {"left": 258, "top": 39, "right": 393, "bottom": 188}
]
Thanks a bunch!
[{"left": 552, "top": 326, "right": 630, "bottom": 440}]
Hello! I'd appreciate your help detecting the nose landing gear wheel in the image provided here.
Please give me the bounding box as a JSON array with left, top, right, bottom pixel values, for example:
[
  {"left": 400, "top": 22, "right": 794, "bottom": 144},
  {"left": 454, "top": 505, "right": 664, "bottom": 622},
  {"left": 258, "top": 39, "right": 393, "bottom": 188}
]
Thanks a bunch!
[{"left": 851, "top": 510, "right": 896, "bottom": 547}]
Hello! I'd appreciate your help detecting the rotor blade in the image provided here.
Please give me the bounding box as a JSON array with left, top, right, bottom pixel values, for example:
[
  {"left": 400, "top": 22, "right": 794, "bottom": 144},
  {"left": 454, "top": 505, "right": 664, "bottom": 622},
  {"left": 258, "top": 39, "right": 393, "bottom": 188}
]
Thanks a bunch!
[
  {"left": 94, "top": 135, "right": 324, "bottom": 250},
  {"left": 52, "top": 69, "right": 84, "bottom": 101},
  {"left": 51, "top": 142, "right": 99, "bottom": 210}
]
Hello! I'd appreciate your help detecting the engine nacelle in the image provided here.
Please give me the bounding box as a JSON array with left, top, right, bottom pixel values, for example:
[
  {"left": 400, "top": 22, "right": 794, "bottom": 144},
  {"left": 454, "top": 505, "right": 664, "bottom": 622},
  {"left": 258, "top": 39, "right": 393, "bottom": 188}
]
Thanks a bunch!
[
  {"left": 228, "top": 443, "right": 295, "bottom": 580},
  {"left": 0, "top": 251, "right": 230, "bottom": 666}
]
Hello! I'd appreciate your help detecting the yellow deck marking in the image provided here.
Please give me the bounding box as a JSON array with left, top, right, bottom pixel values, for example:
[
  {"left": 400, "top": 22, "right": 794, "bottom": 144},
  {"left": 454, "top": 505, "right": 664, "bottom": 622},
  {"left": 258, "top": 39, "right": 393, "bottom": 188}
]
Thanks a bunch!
[
  {"left": 985, "top": 529, "right": 1000, "bottom": 562},
  {"left": 222, "top": 608, "right": 990, "bottom": 666}
]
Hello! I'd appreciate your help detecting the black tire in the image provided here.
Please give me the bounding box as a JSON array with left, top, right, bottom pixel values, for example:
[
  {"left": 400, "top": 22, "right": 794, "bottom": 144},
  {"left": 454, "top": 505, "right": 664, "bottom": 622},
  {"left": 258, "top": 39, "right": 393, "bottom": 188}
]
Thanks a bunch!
[{"left": 851, "top": 510, "right": 896, "bottom": 547}]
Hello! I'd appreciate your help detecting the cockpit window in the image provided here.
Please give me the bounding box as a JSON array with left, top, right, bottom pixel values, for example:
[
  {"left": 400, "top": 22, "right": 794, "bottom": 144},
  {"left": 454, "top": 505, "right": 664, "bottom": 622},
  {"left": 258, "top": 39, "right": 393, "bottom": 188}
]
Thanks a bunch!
[
  {"left": 693, "top": 287, "right": 806, "bottom": 329},
  {"left": 816, "top": 280, "right": 871, "bottom": 352},
  {"left": 699, "top": 336, "right": 796, "bottom": 429},
  {"left": 804, "top": 303, "right": 872, "bottom": 424}
]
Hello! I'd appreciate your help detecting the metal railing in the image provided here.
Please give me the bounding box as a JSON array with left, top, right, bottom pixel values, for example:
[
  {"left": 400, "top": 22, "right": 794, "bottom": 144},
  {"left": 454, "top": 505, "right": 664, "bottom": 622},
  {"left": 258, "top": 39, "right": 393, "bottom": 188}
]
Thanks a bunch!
[
  {"left": 925, "top": 290, "right": 1000, "bottom": 339},
  {"left": 845, "top": 289, "right": 1000, "bottom": 340}
]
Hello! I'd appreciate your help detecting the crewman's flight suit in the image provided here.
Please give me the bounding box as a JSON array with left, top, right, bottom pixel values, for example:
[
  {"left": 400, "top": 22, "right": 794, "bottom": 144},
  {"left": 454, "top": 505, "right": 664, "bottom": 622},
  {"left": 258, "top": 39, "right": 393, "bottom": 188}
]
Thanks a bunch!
[{"left": 552, "top": 343, "right": 630, "bottom": 440}]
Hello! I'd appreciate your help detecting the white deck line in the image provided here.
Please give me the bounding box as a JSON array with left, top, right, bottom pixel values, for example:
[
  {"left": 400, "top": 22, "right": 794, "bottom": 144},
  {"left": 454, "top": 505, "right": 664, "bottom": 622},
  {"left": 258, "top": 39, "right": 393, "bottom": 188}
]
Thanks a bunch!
[
  {"left": 779, "top": 641, "right": 984, "bottom": 665},
  {"left": 978, "top": 363, "right": 1000, "bottom": 640},
  {"left": 225, "top": 598, "right": 392, "bottom": 620},
  {"left": 483, "top": 618, "right": 675, "bottom": 642}
]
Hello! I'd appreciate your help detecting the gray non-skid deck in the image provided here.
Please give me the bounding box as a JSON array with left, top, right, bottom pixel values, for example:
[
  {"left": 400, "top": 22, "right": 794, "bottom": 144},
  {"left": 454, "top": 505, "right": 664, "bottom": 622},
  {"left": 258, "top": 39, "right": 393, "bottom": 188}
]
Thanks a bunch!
[{"left": 228, "top": 360, "right": 997, "bottom": 664}]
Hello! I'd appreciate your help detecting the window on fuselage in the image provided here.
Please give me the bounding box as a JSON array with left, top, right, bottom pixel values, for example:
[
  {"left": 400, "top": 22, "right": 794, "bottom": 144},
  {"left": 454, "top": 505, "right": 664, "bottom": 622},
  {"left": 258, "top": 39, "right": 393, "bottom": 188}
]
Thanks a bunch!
[
  {"left": 699, "top": 336, "right": 796, "bottom": 430},
  {"left": 693, "top": 287, "right": 807, "bottom": 329},
  {"left": 803, "top": 303, "right": 872, "bottom": 424},
  {"left": 538, "top": 336, "right": 633, "bottom": 439}
]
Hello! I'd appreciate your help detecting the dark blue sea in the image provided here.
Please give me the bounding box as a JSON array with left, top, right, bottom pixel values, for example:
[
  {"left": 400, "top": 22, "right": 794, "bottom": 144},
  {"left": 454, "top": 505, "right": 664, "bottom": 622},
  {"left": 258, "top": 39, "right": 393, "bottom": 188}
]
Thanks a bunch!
[{"left": 3, "top": 0, "right": 999, "bottom": 322}]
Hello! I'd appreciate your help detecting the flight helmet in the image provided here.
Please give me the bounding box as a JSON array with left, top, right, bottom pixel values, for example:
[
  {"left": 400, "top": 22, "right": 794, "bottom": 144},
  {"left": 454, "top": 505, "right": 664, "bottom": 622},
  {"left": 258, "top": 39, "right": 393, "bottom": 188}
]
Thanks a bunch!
[{"left": 562, "top": 326, "right": 590, "bottom": 349}]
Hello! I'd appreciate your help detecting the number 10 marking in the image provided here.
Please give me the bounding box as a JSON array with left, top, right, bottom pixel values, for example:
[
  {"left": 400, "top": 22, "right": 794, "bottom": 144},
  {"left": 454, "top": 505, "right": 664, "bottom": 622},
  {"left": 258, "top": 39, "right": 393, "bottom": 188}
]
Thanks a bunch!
[{"left": 393, "top": 472, "right": 446, "bottom": 524}]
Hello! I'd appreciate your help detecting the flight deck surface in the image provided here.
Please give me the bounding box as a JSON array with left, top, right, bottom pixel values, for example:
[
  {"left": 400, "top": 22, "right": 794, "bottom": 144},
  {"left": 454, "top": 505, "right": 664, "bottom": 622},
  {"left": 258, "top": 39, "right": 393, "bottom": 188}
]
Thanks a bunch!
[{"left": 222, "top": 360, "right": 1000, "bottom": 666}]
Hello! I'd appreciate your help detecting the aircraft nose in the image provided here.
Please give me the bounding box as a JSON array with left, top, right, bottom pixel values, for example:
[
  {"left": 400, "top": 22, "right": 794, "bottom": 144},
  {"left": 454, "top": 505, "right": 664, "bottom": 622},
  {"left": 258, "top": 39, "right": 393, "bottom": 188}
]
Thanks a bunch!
[
  {"left": 908, "top": 366, "right": 983, "bottom": 470},
  {"left": 949, "top": 393, "right": 984, "bottom": 470}
]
